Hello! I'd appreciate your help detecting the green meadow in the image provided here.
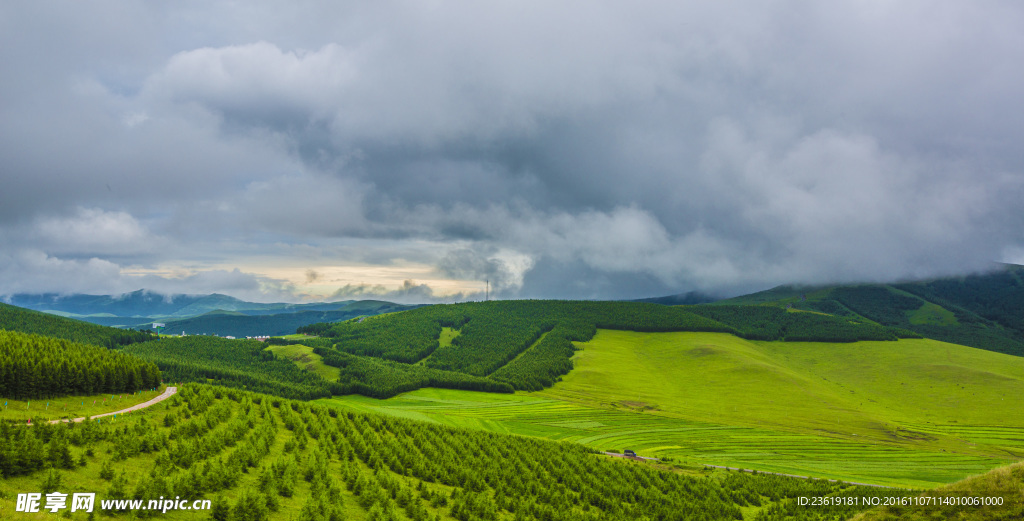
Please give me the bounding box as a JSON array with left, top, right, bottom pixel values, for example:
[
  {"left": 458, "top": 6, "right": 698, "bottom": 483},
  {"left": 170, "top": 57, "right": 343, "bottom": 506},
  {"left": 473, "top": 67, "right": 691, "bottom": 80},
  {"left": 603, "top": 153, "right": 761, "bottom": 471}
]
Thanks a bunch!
[
  {"left": 318, "top": 330, "right": 1024, "bottom": 488},
  {"left": 0, "top": 387, "right": 167, "bottom": 423}
]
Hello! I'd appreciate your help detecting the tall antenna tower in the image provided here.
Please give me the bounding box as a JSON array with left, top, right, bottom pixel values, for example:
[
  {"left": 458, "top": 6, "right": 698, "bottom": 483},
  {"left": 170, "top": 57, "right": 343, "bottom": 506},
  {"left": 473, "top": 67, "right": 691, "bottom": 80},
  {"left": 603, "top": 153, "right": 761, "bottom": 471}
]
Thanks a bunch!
[{"left": 485, "top": 279, "right": 489, "bottom": 301}]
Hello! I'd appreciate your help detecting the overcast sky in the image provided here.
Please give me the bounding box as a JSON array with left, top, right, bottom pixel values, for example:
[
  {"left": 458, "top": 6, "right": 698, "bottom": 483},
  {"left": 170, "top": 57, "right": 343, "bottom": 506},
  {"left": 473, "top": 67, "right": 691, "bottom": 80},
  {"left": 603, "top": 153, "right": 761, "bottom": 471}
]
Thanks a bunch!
[{"left": 2, "top": 1, "right": 1023, "bottom": 303}]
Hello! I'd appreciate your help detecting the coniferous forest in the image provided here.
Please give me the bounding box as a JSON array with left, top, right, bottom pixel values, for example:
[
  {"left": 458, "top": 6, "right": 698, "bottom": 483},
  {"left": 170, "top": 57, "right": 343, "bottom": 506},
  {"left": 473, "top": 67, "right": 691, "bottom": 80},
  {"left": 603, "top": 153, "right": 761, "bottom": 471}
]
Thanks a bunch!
[
  {"left": 0, "top": 303, "right": 157, "bottom": 348},
  {"left": 123, "top": 336, "right": 339, "bottom": 400},
  {"left": 0, "top": 330, "right": 161, "bottom": 399}
]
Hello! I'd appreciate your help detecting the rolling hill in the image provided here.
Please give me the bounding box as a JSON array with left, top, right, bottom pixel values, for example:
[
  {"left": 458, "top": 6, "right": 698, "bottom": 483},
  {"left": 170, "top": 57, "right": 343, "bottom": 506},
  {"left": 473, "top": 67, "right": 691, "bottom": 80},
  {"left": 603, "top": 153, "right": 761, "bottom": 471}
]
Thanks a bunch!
[
  {"left": 322, "top": 329, "right": 1024, "bottom": 488},
  {"left": 713, "top": 263, "right": 1024, "bottom": 356},
  {"left": 0, "top": 383, "right": 914, "bottom": 521},
  {"left": 0, "top": 302, "right": 155, "bottom": 348}
]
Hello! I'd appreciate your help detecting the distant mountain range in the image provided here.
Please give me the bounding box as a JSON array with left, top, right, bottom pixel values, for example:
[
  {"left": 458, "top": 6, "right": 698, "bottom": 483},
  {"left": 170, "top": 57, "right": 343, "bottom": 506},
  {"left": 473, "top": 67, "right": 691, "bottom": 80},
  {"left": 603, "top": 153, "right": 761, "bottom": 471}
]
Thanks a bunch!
[
  {"left": 3, "top": 289, "right": 355, "bottom": 319},
  {"left": 1, "top": 290, "right": 417, "bottom": 337},
  {"left": 6, "top": 263, "right": 1023, "bottom": 349}
]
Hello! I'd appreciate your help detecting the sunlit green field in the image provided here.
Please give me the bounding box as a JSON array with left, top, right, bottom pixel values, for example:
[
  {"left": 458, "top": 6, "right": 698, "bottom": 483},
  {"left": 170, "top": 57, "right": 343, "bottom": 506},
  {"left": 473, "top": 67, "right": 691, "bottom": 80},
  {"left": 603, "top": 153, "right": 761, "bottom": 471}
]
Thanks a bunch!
[{"left": 318, "top": 331, "right": 1024, "bottom": 488}]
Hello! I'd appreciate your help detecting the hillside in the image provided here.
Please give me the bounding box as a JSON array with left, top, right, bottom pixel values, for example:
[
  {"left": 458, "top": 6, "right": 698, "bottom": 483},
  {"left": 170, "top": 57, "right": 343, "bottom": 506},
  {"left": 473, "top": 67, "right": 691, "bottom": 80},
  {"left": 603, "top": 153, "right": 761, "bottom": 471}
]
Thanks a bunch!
[
  {"left": 0, "top": 383, "right": 915, "bottom": 521},
  {"left": 323, "top": 330, "right": 1024, "bottom": 489},
  {"left": 123, "top": 336, "right": 340, "bottom": 400},
  {"left": 297, "top": 300, "right": 912, "bottom": 398},
  {"left": 848, "top": 461, "right": 1024, "bottom": 521},
  {"left": 714, "top": 264, "right": 1024, "bottom": 356},
  {"left": 0, "top": 303, "right": 156, "bottom": 348}
]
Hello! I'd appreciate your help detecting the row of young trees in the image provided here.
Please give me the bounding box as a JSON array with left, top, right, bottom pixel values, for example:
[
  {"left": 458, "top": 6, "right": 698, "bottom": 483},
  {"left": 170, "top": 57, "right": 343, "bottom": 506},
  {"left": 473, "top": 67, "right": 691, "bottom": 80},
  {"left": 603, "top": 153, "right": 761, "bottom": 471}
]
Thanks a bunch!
[
  {"left": 0, "top": 330, "right": 161, "bottom": 399},
  {"left": 1, "top": 383, "right": 913, "bottom": 519}
]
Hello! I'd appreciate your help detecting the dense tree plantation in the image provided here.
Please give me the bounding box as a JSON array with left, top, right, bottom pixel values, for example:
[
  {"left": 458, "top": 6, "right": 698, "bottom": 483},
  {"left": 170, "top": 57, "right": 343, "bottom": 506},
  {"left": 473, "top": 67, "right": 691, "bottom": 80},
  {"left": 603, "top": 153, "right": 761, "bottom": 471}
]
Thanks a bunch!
[
  {"left": 0, "top": 303, "right": 156, "bottom": 348},
  {"left": 305, "top": 301, "right": 736, "bottom": 392},
  {"left": 298, "top": 301, "right": 914, "bottom": 396},
  {"left": 818, "top": 285, "right": 1024, "bottom": 356},
  {"left": 0, "top": 330, "right": 161, "bottom": 399},
  {"left": 684, "top": 305, "right": 915, "bottom": 342},
  {"left": 896, "top": 265, "right": 1024, "bottom": 337},
  {"left": 828, "top": 287, "right": 924, "bottom": 328},
  {"left": 123, "top": 337, "right": 340, "bottom": 400},
  {"left": 0, "top": 384, "right": 914, "bottom": 520},
  {"left": 714, "top": 266, "right": 1024, "bottom": 357},
  {"left": 314, "top": 349, "right": 513, "bottom": 398}
]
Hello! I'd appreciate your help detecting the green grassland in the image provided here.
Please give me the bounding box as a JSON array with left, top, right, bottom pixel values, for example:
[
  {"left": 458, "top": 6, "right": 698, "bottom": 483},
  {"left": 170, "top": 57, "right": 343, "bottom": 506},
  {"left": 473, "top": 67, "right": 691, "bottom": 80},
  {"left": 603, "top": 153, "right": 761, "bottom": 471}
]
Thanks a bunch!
[{"left": 319, "top": 330, "right": 1024, "bottom": 488}]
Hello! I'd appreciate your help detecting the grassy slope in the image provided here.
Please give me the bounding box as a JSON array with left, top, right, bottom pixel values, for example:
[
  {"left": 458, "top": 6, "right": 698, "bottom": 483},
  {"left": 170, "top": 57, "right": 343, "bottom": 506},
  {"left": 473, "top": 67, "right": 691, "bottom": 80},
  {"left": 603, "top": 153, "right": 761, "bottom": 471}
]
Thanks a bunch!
[
  {"left": 319, "top": 330, "right": 1024, "bottom": 488},
  {"left": 414, "top": 326, "right": 461, "bottom": 367},
  {"left": 265, "top": 343, "right": 340, "bottom": 382},
  {"left": 849, "top": 461, "right": 1024, "bottom": 521},
  {"left": 0, "top": 387, "right": 167, "bottom": 423}
]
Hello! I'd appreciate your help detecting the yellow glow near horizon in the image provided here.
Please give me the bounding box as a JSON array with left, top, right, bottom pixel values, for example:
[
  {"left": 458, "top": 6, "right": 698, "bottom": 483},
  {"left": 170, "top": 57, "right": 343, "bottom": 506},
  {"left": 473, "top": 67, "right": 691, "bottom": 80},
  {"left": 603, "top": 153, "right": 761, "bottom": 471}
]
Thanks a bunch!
[
  {"left": 267, "top": 264, "right": 485, "bottom": 298},
  {"left": 121, "top": 262, "right": 485, "bottom": 300}
]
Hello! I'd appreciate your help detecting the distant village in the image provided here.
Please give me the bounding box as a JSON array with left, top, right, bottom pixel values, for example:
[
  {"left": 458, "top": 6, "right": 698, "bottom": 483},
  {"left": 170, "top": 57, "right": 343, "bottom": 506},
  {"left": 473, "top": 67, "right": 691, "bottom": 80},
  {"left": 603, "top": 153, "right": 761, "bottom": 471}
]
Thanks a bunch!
[{"left": 151, "top": 323, "right": 272, "bottom": 341}]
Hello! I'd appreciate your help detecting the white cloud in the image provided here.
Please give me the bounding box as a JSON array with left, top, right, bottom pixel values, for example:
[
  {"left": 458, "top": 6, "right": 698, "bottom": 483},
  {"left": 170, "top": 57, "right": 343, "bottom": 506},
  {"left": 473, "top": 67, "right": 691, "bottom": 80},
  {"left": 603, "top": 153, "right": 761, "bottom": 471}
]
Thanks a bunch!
[{"left": 32, "top": 208, "right": 155, "bottom": 256}]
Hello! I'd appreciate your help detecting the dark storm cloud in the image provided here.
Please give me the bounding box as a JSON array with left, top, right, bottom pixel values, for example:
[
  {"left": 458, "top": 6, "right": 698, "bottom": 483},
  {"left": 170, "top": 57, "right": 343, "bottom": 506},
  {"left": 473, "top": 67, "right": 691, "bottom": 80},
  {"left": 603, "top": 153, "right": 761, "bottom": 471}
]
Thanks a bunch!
[{"left": 2, "top": 1, "right": 1023, "bottom": 300}]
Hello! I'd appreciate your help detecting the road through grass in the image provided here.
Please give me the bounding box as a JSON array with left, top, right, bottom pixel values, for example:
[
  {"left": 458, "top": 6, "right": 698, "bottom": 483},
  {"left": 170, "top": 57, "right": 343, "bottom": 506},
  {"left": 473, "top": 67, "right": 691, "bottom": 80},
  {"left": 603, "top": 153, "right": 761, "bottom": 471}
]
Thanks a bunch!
[{"left": 0, "top": 386, "right": 169, "bottom": 423}]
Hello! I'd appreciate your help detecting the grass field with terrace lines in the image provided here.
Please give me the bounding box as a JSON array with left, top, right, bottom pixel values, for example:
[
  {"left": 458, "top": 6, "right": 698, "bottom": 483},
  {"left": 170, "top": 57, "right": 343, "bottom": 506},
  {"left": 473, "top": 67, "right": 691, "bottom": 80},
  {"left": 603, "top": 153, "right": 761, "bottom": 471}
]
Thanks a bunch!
[{"left": 318, "top": 330, "right": 1024, "bottom": 488}]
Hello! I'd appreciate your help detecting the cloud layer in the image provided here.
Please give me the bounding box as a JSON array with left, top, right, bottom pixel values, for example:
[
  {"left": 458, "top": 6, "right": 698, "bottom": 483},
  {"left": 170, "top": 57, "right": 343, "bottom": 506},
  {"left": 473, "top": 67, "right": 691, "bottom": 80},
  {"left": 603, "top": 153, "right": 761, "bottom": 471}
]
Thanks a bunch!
[{"left": 2, "top": 1, "right": 1023, "bottom": 301}]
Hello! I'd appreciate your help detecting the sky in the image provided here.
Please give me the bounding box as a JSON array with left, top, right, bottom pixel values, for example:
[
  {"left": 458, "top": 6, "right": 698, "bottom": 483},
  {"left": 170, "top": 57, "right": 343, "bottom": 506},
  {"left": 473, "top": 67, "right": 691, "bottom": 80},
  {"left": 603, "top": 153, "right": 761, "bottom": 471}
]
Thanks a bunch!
[{"left": 2, "top": 1, "right": 1024, "bottom": 303}]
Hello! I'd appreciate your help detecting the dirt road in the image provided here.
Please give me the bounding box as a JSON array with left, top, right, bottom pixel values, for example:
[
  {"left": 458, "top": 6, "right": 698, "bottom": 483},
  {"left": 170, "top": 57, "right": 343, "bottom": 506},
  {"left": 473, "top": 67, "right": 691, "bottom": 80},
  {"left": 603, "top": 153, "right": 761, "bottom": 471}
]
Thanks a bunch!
[{"left": 47, "top": 386, "right": 178, "bottom": 424}]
